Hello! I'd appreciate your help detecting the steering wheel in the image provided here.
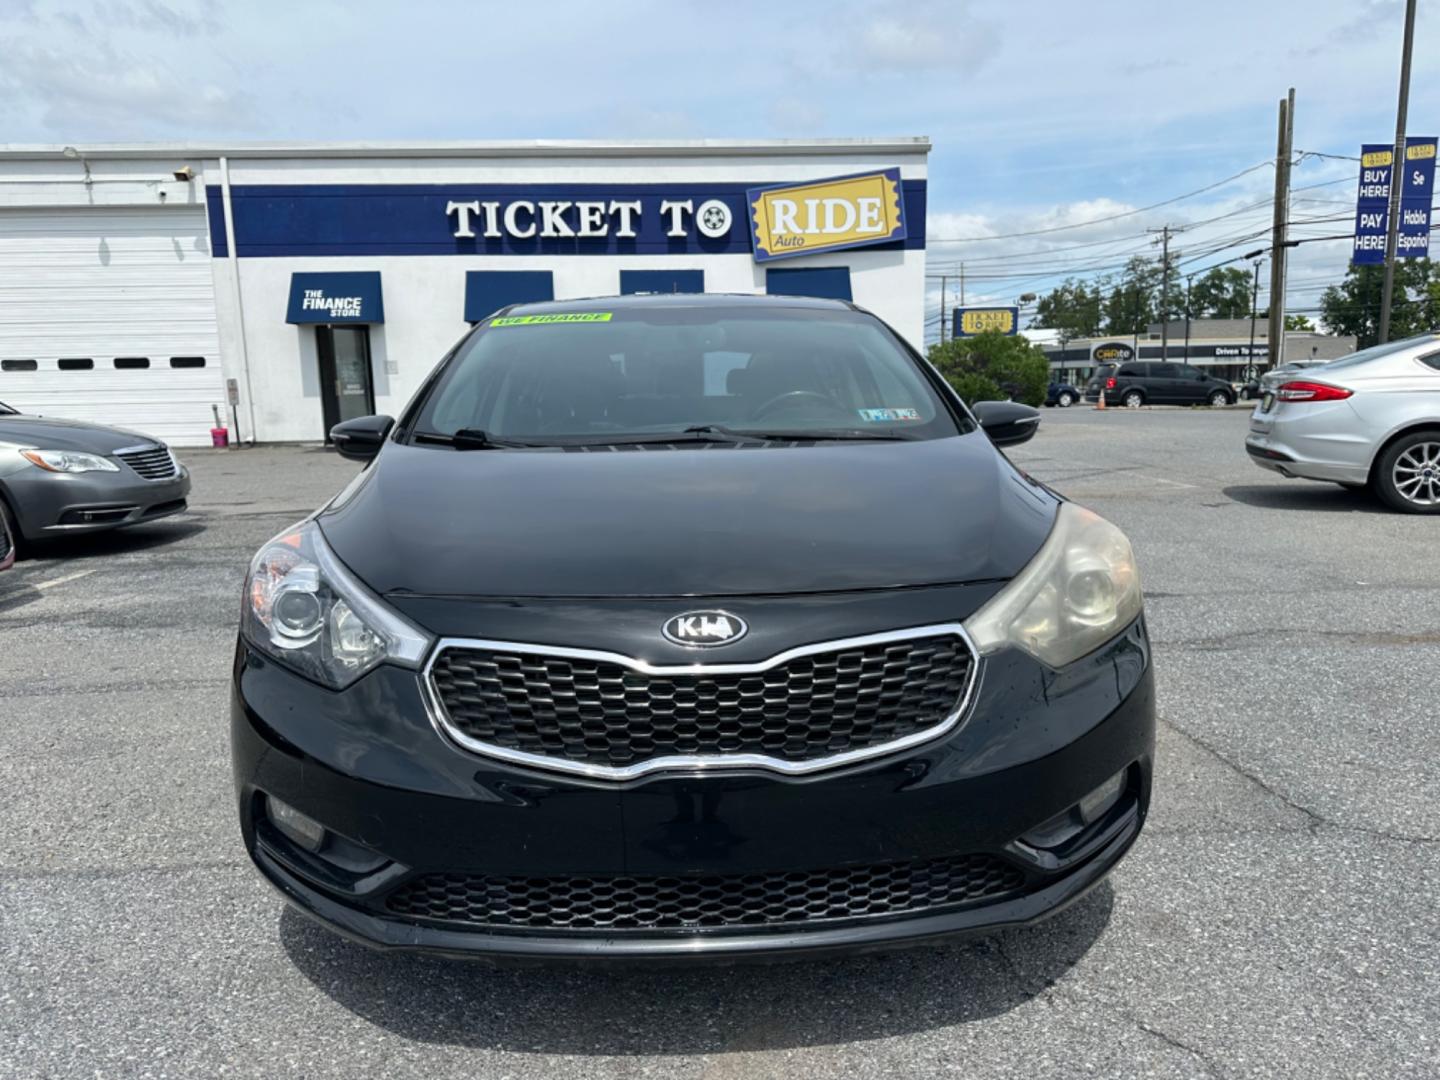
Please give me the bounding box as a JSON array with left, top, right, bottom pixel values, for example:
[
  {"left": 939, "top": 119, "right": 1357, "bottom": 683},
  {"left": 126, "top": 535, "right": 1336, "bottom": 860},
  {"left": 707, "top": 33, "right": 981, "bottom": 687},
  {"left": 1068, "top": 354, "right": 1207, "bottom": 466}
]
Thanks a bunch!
[{"left": 750, "top": 390, "right": 847, "bottom": 420}]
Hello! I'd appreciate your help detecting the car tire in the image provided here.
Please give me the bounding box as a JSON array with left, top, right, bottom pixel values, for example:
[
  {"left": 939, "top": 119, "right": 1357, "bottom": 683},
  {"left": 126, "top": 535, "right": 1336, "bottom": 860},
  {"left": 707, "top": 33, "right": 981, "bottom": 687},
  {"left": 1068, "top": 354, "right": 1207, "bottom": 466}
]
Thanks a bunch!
[
  {"left": 0, "top": 495, "right": 23, "bottom": 560},
  {"left": 1057, "top": 391, "right": 1075, "bottom": 407},
  {"left": 1208, "top": 390, "right": 1231, "bottom": 407},
  {"left": 1374, "top": 431, "right": 1440, "bottom": 514},
  {"left": 1122, "top": 390, "right": 1144, "bottom": 408}
]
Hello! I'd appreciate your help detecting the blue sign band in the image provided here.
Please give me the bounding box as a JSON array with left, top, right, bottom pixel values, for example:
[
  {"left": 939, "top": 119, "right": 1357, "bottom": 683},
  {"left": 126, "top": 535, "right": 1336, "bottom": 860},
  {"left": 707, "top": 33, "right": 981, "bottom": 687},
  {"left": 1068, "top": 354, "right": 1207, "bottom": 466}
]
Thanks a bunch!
[{"left": 209, "top": 181, "right": 926, "bottom": 259}]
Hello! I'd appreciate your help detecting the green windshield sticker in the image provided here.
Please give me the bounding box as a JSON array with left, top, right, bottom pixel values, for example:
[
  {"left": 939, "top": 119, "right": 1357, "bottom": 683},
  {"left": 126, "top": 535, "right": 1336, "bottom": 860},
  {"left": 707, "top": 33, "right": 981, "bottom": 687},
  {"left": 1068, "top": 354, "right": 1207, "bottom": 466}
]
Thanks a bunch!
[{"left": 490, "top": 313, "right": 613, "bottom": 326}]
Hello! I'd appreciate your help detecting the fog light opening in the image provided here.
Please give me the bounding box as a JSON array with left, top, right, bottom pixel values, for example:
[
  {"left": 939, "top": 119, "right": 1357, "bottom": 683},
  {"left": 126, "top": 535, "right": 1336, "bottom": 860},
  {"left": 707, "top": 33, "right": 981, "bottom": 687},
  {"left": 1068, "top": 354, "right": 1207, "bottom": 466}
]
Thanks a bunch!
[
  {"left": 266, "top": 795, "right": 326, "bottom": 853},
  {"left": 1019, "top": 768, "right": 1131, "bottom": 853},
  {"left": 1078, "top": 768, "right": 1128, "bottom": 825}
]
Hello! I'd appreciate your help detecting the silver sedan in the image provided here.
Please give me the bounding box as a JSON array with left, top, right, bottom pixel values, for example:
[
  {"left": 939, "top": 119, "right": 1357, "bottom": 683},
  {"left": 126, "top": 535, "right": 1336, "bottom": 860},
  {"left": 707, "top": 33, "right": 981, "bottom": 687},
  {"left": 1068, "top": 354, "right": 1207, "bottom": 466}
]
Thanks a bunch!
[{"left": 1245, "top": 333, "right": 1440, "bottom": 513}]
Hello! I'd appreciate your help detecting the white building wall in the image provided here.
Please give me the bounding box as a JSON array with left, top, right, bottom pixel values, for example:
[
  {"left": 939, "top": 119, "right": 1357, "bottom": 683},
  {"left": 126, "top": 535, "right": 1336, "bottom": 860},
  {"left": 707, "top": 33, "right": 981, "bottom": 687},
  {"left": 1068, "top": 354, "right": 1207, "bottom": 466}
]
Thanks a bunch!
[
  {"left": 0, "top": 142, "right": 928, "bottom": 445},
  {"left": 211, "top": 147, "right": 927, "bottom": 442}
]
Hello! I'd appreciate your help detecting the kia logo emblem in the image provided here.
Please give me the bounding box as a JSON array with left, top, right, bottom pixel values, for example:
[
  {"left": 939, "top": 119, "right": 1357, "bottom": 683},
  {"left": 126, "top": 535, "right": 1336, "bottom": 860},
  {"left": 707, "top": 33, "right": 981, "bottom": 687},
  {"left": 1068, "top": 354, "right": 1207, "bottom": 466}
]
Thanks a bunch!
[{"left": 662, "top": 611, "right": 748, "bottom": 647}]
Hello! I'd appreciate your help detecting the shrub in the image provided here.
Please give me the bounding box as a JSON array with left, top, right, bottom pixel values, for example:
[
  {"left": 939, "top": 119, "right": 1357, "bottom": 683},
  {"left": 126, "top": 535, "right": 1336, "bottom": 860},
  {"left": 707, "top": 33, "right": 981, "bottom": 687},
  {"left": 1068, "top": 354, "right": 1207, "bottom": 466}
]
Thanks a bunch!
[{"left": 926, "top": 332, "right": 1050, "bottom": 406}]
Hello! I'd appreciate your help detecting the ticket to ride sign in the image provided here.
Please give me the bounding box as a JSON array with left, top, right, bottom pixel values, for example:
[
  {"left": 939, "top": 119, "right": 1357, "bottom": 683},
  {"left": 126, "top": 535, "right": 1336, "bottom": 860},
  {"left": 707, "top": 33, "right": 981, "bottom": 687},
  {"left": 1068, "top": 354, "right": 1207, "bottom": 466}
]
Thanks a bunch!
[
  {"left": 953, "top": 306, "right": 1019, "bottom": 337},
  {"left": 747, "top": 169, "right": 907, "bottom": 262}
]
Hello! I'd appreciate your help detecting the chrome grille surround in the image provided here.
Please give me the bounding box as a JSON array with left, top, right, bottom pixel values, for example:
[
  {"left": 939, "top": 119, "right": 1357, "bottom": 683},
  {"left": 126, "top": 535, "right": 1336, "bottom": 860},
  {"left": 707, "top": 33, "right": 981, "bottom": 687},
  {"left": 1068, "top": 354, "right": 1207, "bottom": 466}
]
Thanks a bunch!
[
  {"left": 115, "top": 443, "right": 178, "bottom": 480},
  {"left": 420, "top": 623, "right": 981, "bottom": 781}
]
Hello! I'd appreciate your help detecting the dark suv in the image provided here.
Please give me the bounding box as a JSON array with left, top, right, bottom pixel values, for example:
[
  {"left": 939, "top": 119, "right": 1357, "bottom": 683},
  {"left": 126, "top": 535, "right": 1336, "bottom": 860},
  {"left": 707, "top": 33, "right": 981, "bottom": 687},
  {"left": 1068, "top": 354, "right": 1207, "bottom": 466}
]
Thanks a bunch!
[
  {"left": 232, "top": 293, "right": 1153, "bottom": 962},
  {"left": 1085, "top": 361, "right": 1235, "bottom": 408}
]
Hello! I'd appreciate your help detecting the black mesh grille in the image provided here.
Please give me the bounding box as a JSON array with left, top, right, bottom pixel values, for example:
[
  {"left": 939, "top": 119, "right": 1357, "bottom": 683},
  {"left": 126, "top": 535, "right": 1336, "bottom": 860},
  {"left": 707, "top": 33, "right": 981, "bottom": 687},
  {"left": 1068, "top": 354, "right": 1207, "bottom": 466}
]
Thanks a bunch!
[
  {"left": 429, "top": 634, "right": 974, "bottom": 769},
  {"left": 385, "top": 854, "right": 1025, "bottom": 931},
  {"left": 117, "top": 446, "right": 176, "bottom": 480}
]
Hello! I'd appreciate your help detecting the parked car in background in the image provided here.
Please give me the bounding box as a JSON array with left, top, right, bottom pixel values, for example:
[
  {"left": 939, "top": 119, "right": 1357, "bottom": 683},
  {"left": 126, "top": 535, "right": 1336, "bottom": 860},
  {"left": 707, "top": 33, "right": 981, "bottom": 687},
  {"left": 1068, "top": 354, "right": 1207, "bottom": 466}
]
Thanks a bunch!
[
  {"left": 1046, "top": 379, "right": 1080, "bottom": 407},
  {"left": 232, "top": 293, "right": 1153, "bottom": 962},
  {"left": 1246, "top": 333, "right": 1440, "bottom": 512},
  {"left": 0, "top": 400, "right": 191, "bottom": 551},
  {"left": 1085, "top": 361, "right": 1236, "bottom": 408}
]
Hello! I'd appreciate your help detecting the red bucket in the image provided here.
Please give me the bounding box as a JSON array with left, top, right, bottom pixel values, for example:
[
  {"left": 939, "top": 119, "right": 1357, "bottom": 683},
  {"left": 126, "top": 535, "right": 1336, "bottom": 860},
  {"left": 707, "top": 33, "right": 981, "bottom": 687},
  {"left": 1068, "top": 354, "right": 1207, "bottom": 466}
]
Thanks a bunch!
[{"left": 210, "top": 427, "right": 229, "bottom": 448}]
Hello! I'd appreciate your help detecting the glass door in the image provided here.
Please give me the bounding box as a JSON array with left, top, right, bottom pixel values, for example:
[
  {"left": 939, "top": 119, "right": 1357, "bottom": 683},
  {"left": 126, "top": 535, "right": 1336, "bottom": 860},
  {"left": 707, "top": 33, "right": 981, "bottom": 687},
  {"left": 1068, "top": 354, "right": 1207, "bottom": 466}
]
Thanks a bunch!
[{"left": 316, "top": 326, "right": 375, "bottom": 441}]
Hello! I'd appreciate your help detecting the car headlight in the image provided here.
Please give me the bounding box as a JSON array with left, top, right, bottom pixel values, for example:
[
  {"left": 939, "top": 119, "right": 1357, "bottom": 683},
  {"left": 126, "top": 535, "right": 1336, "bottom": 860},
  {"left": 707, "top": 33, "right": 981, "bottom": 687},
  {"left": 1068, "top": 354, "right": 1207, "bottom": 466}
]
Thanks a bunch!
[
  {"left": 21, "top": 449, "right": 120, "bottom": 473},
  {"left": 241, "top": 519, "right": 432, "bottom": 689},
  {"left": 964, "top": 503, "right": 1142, "bottom": 668}
]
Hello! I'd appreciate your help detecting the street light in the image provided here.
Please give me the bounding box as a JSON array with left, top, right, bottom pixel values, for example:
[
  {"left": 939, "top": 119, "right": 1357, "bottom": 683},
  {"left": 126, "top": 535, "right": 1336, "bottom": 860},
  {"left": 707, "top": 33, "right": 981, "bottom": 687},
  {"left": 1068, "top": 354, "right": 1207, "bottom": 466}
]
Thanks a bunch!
[{"left": 1244, "top": 248, "right": 1265, "bottom": 374}]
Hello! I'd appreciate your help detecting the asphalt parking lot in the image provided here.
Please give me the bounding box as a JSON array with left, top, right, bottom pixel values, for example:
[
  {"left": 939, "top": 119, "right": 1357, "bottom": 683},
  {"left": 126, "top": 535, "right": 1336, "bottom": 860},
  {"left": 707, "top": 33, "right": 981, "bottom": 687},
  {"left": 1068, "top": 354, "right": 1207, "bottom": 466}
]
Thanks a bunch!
[{"left": 3, "top": 408, "right": 1438, "bottom": 1079}]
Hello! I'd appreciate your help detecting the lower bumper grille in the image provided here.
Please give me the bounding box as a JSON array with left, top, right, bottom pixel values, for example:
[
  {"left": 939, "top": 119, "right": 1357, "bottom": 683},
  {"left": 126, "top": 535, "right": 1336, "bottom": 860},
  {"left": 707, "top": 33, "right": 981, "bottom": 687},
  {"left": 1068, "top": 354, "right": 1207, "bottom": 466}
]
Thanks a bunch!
[{"left": 385, "top": 854, "right": 1025, "bottom": 932}]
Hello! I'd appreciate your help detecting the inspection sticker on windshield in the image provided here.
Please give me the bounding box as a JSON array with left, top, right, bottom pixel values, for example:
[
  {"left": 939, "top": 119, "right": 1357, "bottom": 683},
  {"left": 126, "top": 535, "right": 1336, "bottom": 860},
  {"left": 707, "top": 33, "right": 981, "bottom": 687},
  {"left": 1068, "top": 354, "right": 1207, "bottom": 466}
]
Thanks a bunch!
[
  {"left": 858, "top": 407, "right": 920, "bottom": 422},
  {"left": 491, "top": 313, "right": 613, "bottom": 326}
]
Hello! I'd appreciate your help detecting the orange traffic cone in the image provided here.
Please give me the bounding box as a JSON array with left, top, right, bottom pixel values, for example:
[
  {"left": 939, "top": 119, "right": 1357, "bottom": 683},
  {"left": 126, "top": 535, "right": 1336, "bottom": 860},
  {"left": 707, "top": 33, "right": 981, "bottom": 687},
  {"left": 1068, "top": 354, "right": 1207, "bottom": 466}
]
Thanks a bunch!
[{"left": 1095, "top": 388, "right": 1106, "bottom": 411}]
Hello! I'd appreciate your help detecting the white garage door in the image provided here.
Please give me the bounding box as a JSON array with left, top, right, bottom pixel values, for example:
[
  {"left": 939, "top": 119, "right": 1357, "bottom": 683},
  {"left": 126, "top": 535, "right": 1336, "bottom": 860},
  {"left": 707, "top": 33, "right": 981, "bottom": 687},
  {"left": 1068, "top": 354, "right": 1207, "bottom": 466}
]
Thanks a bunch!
[{"left": 0, "top": 204, "right": 222, "bottom": 447}]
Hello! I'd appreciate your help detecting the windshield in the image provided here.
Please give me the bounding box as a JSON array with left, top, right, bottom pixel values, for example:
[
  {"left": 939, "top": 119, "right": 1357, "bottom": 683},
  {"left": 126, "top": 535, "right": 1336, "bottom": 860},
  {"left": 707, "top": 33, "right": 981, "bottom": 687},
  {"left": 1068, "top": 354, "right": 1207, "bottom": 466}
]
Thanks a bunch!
[
  {"left": 408, "top": 304, "right": 963, "bottom": 443},
  {"left": 0, "top": 400, "right": 14, "bottom": 415}
]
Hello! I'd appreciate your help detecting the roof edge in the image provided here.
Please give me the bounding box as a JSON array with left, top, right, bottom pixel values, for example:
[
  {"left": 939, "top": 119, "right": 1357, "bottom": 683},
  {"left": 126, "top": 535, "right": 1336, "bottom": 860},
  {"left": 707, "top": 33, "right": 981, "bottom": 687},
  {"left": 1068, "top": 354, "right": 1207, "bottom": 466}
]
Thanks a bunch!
[{"left": 0, "top": 137, "right": 931, "bottom": 161}]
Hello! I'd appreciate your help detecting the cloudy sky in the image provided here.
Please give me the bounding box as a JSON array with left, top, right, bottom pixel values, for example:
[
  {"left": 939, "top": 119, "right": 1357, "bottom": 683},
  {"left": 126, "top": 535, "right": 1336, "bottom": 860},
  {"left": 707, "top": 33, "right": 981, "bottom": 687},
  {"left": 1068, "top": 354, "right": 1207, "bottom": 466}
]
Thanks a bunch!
[{"left": 2, "top": 0, "right": 1435, "bottom": 335}]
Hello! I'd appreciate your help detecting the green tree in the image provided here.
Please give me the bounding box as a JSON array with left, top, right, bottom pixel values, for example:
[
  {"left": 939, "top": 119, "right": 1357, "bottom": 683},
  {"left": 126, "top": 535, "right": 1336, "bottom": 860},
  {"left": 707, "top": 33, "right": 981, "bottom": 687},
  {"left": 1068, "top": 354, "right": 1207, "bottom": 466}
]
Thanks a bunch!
[
  {"left": 1033, "top": 278, "right": 1104, "bottom": 341},
  {"left": 1102, "top": 256, "right": 1163, "bottom": 335},
  {"left": 1320, "top": 260, "right": 1438, "bottom": 348},
  {"left": 1284, "top": 314, "right": 1314, "bottom": 332},
  {"left": 927, "top": 331, "right": 1051, "bottom": 406},
  {"left": 1187, "top": 266, "right": 1254, "bottom": 319}
]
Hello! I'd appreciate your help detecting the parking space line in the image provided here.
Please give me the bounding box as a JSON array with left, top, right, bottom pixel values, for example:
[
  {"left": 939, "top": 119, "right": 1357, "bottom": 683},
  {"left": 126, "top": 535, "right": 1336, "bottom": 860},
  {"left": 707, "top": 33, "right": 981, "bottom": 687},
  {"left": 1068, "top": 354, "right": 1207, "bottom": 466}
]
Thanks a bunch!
[
  {"left": 34, "top": 568, "right": 98, "bottom": 591},
  {"left": 1147, "top": 475, "right": 1199, "bottom": 489}
]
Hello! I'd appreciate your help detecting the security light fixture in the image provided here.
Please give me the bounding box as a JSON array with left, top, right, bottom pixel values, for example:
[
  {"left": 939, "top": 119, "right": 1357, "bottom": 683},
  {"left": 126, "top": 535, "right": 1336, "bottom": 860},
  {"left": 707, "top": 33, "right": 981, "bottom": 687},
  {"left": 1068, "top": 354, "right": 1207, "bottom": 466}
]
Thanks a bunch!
[
  {"left": 61, "top": 145, "right": 92, "bottom": 186},
  {"left": 173, "top": 165, "right": 194, "bottom": 182}
]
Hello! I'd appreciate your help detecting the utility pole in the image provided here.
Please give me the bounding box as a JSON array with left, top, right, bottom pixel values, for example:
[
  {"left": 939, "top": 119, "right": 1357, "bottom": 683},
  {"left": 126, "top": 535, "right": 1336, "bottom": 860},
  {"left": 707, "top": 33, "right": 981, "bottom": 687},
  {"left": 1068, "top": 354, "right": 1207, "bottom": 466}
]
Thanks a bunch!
[
  {"left": 1247, "top": 256, "right": 1264, "bottom": 366},
  {"left": 1266, "top": 88, "right": 1295, "bottom": 371},
  {"left": 1379, "top": 0, "right": 1418, "bottom": 344},
  {"left": 1148, "top": 225, "right": 1182, "bottom": 362},
  {"left": 1183, "top": 273, "right": 1195, "bottom": 364},
  {"left": 959, "top": 262, "right": 965, "bottom": 306},
  {"left": 939, "top": 276, "right": 949, "bottom": 344}
]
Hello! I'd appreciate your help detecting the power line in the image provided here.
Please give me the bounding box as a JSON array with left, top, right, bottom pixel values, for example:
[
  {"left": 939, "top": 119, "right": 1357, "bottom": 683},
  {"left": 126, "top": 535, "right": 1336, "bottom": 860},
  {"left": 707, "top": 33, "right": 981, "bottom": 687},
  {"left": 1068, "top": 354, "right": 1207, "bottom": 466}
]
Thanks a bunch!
[{"left": 926, "top": 160, "right": 1275, "bottom": 244}]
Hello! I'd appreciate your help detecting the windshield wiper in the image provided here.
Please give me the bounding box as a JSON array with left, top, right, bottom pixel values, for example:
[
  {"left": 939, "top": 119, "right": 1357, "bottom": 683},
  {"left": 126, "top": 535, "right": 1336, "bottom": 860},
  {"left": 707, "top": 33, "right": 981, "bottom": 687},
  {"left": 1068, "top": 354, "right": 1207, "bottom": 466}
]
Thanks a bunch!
[
  {"left": 412, "top": 428, "right": 548, "bottom": 449},
  {"left": 683, "top": 424, "right": 916, "bottom": 442}
]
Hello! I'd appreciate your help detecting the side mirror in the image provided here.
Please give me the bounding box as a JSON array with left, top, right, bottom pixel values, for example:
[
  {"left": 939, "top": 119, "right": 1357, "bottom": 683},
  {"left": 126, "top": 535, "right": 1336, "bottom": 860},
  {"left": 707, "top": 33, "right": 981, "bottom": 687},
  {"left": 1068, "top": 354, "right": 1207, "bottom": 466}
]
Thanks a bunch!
[
  {"left": 972, "top": 400, "right": 1041, "bottom": 448},
  {"left": 330, "top": 415, "right": 394, "bottom": 462}
]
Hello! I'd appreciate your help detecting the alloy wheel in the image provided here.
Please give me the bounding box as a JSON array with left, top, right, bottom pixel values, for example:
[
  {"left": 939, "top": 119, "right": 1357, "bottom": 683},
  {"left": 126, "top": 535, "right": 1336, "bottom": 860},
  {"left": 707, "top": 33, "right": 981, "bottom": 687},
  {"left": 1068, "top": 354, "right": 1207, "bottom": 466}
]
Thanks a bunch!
[
  {"left": 1392, "top": 441, "right": 1440, "bottom": 506},
  {"left": 1124, "top": 392, "right": 1143, "bottom": 408}
]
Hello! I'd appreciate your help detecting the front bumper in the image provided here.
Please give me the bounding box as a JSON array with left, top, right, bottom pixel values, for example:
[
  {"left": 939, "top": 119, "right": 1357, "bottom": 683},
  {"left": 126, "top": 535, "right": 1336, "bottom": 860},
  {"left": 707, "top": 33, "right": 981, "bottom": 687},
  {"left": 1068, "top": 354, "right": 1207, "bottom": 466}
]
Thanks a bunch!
[
  {"left": 3, "top": 464, "right": 191, "bottom": 539},
  {"left": 232, "top": 619, "right": 1155, "bottom": 962}
]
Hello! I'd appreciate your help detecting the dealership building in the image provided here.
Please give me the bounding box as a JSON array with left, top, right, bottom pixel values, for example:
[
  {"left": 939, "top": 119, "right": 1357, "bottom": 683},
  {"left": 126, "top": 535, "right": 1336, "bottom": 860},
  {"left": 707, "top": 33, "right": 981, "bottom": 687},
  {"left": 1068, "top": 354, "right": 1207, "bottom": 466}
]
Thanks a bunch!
[{"left": 0, "top": 139, "right": 928, "bottom": 446}]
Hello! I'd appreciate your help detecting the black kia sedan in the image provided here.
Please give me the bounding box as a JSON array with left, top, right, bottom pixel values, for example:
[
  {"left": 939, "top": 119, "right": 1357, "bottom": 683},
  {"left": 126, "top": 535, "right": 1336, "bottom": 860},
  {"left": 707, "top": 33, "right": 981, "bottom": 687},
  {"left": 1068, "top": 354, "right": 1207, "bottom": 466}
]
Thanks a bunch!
[{"left": 232, "top": 293, "right": 1154, "bottom": 962}]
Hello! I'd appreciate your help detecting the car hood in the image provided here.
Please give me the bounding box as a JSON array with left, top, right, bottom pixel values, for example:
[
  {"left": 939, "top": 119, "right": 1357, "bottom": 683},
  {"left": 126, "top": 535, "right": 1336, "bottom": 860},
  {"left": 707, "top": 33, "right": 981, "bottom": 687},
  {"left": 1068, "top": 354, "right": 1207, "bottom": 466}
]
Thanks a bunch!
[
  {"left": 318, "top": 433, "right": 1058, "bottom": 599},
  {"left": 0, "top": 415, "right": 163, "bottom": 454}
]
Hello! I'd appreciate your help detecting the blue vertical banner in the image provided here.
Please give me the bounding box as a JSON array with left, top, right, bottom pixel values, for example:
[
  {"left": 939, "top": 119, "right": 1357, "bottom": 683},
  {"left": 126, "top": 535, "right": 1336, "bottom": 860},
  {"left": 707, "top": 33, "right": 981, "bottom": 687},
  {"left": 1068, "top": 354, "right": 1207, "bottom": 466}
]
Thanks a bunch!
[
  {"left": 1398, "top": 137, "right": 1436, "bottom": 259},
  {"left": 1352, "top": 144, "right": 1393, "bottom": 265}
]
